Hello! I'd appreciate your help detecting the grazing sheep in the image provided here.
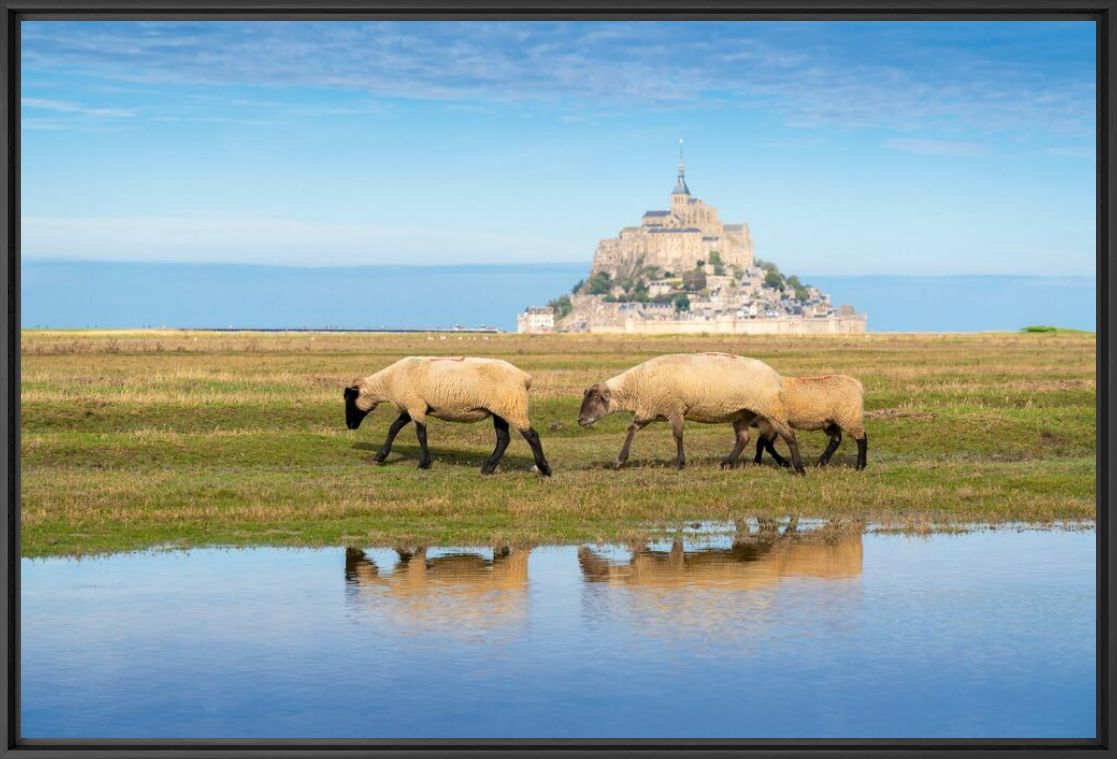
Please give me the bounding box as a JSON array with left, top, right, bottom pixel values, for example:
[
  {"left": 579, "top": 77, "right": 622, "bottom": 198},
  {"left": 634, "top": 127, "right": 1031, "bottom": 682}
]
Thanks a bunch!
[
  {"left": 344, "top": 356, "right": 551, "bottom": 475},
  {"left": 754, "top": 375, "right": 867, "bottom": 470},
  {"left": 576, "top": 352, "right": 805, "bottom": 473}
]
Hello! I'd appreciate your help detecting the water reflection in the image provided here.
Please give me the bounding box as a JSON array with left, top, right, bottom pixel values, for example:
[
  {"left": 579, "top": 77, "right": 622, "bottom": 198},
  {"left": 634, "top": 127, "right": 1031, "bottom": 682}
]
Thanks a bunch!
[
  {"left": 21, "top": 525, "right": 1096, "bottom": 739},
  {"left": 344, "top": 545, "right": 530, "bottom": 635},
  {"left": 342, "top": 520, "right": 864, "bottom": 640},
  {"left": 578, "top": 520, "right": 863, "bottom": 590}
]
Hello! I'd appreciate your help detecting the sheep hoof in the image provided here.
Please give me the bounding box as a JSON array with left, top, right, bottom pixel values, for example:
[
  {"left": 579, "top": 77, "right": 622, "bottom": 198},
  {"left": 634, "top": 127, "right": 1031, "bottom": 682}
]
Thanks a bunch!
[
  {"left": 612, "top": 460, "right": 626, "bottom": 471},
  {"left": 373, "top": 453, "right": 388, "bottom": 464},
  {"left": 719, "top": 459, "right": 737, "bottom": 470},
  {"left": 480, "top": 464, "right": 497, "bottom": 475},
  {"left": 793, "top": 467, "right": 806, "bottom": 476},
  {"left": 674, "top": 460, "right": 686, "bottom": 470},
  {"left": 417, "top": 460, "right": 432, "bottom": 470},
  {"left": 534, "top": 463, "right": 553, "bottom": 477}
]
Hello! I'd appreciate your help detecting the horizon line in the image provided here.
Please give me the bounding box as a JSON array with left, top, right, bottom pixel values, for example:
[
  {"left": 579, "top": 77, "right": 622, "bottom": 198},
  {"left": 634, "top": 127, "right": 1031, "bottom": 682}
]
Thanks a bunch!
[{"left": 20, "top": 259, "right": 1098, "bottom": 279}]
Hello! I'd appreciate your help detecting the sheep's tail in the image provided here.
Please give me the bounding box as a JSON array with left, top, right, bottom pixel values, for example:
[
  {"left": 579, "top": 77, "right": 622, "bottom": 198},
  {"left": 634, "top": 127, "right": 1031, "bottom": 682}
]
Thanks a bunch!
[{"left": 523, "top": 372, "right": 534, "bottom": 391}]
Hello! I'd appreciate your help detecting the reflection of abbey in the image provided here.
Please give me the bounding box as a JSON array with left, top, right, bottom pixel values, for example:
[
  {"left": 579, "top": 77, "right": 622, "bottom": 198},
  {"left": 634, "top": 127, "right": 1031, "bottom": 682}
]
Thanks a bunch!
[{"left": 518, "top": 145, "right": 867, "bottom": 335}]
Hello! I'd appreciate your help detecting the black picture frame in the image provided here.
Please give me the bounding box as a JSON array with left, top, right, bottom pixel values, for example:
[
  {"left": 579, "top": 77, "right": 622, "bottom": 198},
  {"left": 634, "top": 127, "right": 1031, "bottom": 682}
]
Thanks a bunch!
[{"left": 0, "top": 2, "right": 1111, "bottom": 756}]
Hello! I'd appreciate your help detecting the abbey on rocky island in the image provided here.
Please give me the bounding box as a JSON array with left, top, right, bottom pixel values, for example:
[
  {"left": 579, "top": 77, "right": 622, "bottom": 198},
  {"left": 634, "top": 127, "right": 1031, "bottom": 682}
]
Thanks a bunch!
[{"left": 518, "top": 144, "right": 866, "bottom": 336}]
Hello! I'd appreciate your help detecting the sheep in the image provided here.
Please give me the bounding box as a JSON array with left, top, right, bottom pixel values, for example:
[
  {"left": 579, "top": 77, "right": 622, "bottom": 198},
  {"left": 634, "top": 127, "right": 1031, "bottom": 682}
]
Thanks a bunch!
[
  {"left": 343, "top": 356, "right": 551, "bottom": 476},
  {"left": 576, "top": 352, "right": 806, "bottom": 474},
  {"left": 753, "top": 374, "right": 867, "bottom": 470}
]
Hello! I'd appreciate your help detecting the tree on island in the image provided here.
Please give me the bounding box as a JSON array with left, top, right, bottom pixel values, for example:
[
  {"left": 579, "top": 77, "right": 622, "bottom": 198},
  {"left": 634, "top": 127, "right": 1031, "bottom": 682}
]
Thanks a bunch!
[
  {"left": 786, "top": 275, "right": 808, "bottom": 300},
  {"left": 586, "top": 271, "right": 612, "bottom": 295},
  {"left": 548, "top": 295, "right": 573, "bottom": 320},
  {"left": 674, "top": 294, "right": 691, "bottom": 312}
]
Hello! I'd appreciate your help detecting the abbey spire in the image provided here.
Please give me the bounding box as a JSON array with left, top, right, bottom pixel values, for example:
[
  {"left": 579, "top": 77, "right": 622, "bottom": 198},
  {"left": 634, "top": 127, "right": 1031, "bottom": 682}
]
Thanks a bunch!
[{"left": 673, "top": 138, "right": 691, "bottom": 196}]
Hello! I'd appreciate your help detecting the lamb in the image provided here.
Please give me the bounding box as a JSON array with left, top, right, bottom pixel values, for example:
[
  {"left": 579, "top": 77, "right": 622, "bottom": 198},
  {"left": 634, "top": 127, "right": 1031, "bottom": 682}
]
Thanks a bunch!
[
  {"left": 576, "top": 352, "right": 806, "bottom": 474},
  {"left": 753, "top": 374, "right": 867, "bottom": 470},
  {"left": 343, "top": 356, "right": 551, "bottom": 476}
]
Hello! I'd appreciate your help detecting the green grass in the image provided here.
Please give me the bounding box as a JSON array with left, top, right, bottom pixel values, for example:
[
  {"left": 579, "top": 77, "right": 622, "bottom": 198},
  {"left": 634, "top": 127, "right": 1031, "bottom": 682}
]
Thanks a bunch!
[
  {"left": 1020, "top": 325, "right": 1090, "bottom": 334},
  {"left": 20, "top": 330, "right": 1097, "bottom": 556}
]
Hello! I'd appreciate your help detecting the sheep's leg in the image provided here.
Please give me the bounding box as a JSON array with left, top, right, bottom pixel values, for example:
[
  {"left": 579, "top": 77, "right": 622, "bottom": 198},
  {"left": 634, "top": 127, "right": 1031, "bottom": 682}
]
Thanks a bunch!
[
  {"left": 374, "top": 412, "right": 412, "bottom": 463},
  {"left": 855, "top": 433, "right": 868, "bottom": 470},
  {"left": 784, "top": 434, "right": 806, "bottom": 475},
  {"left": 481, "top": 415, "right": 511, "bottom": 475},
  {"left": 615, "top": 419, "right": 650, "bottom": 469},
  {"left": 753, "top": 435, "right": 766, "bottom": 465},
  {"left": 519, "top": 427, "right": 553, "bottom": 477},
  {"left": 817, "top": 424, "right": 842, "bottom": 467},
  {"left": 721, "top": 418, "right": 752, "bottom": 469},
  {"left": 763, "top": 436, "right": 790, "bottom": 468},
  {"left": 670, "top": 415, "right": 686, "bottom": 469},
  {"left": 770, "top": 421, "right": 806, "bottom": 475},
  {"left": 414, "top": 422, "right": 432, "bottom": 469}
]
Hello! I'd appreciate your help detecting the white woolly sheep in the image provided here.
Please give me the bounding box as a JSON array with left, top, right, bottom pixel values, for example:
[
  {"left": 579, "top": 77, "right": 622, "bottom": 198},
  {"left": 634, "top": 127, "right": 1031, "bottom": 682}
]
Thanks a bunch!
[
  {"left": 754, "top": 374, "right": 867, "bottom": 470},
  {"left": 576, "top": 352, "right": 805, "bottom": 473},
  {"left": 344, "top": 356, "right": 551, "bottom": 476}
]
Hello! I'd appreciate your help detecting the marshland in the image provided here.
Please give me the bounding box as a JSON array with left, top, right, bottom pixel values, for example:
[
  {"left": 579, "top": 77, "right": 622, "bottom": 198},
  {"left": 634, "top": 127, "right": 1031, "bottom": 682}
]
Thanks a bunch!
[{"left": 19, "top": 329, "right": 1096, "bottom": 557}]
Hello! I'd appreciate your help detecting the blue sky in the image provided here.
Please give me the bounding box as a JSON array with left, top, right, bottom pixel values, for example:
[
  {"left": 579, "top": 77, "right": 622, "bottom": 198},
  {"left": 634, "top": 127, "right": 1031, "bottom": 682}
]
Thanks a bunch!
[{"left": 20, "top": 21, "right": 1096, "bottom": 276}]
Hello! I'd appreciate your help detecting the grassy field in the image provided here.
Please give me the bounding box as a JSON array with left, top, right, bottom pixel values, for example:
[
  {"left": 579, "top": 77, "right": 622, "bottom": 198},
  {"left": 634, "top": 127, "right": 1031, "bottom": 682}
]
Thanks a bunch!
[{"left": 20, "top": 330, "right": 1096, "bottom": 557}]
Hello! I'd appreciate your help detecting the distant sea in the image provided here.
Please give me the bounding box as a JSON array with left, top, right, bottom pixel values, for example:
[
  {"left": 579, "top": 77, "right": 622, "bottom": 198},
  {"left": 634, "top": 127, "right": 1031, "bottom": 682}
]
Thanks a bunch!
[{"left": 21, "top": 261, "right": 1096, "bottom": 333}]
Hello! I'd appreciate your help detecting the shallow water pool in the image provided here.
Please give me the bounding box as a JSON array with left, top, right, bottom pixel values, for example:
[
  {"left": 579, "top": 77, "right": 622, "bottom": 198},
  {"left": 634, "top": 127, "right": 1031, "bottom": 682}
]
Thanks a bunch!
[{"left": 21, "top": 524, "right": 1095, "bottom": 739}]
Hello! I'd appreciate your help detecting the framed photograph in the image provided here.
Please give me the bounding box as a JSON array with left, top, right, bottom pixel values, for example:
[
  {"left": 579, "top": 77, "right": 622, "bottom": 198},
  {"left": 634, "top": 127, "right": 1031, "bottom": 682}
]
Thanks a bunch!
[{"left": 1, "top": 1, "right": 1111, "bottom": 756}]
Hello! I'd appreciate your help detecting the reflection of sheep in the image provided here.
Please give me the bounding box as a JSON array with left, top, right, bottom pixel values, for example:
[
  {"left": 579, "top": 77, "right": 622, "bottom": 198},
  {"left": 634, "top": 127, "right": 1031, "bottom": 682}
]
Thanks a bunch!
[
  {"left": 344, "top": 356, "right": 551, "bottom": 475},
  {"left": 754, "top": 375, "right": 867, "bottom": 470},
  {"left": 577, "top": 352, "right": 805, "bottom": 473},
  {"left": 578, "top": 525, "right": 862, "bottom": 591},
  {"left": 577, "top": 525, "right": 863, "bottom": 643},
  {"left": 344, "top": 546, "right": 531, "bottom": 634}
]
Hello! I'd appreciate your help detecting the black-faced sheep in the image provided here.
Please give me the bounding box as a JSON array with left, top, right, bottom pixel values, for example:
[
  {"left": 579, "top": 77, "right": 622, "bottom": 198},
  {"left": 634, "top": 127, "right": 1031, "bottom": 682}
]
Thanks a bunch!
[
  {"left": 754, "top": 374, "right": 867, "bottom": 470},
  {"left": 576, "top": 352, "right": 806, "bottom": 474},
  {"left": 344, "top": 356, "right": 551, "bottom": 476}
]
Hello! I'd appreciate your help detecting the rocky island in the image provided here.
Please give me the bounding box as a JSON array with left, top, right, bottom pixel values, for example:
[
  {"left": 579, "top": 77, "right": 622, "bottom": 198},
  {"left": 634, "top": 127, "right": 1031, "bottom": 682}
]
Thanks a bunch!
[{"left": 519, "top": 146, "right": 867, "bottom": 335}]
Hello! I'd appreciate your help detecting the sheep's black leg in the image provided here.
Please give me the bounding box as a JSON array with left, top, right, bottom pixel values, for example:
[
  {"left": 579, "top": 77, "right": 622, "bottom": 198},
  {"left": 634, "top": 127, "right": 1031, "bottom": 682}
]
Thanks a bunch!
[
  {"left": 753, "top": 436, "right": 765, "bottom": 465},
  {"left": 855, "top": 434, "right": 868, "bottom": 470},
  {"left": 519, "top": 427, "right": 552, "bottom": 476},
  {"left": 817, "top": 424, "right": 842, "bottom": 467},
  {"left": 670, "top": 415, "right": 686, "bottom": 469},
  {"left": 481, "top": 415, "right": 511, "bottom": 475},
  {"left": 615, "top": 419, "right": 650, "bottom": 469},
  {"left": 721, "top": 418, "right": 751, "bottom": 469},
  {"left": 414, "top": 422, "right": 432, "bottom": 469},
  {"left": 374, "top": 412, "right": 412, "bottom": 463},
  {"left": 764, "top": 436, "right": 790, "bottom": 468}
]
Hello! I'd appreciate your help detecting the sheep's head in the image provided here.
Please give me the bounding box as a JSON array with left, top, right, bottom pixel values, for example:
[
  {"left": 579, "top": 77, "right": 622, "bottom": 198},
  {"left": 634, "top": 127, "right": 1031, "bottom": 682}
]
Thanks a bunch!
[
  {"left": 577, "top": 382, "right": 612, "bottom": 427},
  {"left": 344, "top": 380, "right": 377, "bottom": 429}
]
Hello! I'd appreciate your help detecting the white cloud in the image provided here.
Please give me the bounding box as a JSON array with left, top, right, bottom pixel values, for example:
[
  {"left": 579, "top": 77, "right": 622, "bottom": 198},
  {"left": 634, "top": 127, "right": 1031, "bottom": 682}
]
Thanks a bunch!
[
  {"left": 20, "top": 21, "right": 1095, "bottom": 137},
  {"left": 21, "top": 214, "right": 573, "bottom": 266},
  {"left": 884, "top": 138, "right": 986, "bottom": 156},
  {"left": 22, "top": 96, "right": 136, "bottom": 119}
]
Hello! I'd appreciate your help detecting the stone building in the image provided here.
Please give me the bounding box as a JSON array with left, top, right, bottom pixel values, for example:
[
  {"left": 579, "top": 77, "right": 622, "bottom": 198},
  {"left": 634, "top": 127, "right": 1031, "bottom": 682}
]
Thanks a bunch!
[
  {"left": 516, "top": 306, "right": 555, "bottom": 334},
  {"left": 589, "top": 147, "right": 753, "bottom": 278},
  {"left": 516, "top": 145, "right": 866, "bottom": 336}
]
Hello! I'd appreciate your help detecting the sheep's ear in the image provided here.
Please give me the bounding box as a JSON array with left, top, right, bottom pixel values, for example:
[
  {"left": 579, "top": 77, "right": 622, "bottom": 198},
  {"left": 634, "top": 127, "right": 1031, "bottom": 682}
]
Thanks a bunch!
[{"left": 597, "top": 383, "right": 610, "bottom": 401}]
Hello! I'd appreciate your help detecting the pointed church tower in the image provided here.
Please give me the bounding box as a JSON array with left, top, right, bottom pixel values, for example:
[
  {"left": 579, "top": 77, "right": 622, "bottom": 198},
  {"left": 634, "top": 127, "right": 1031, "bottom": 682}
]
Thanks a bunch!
[{"left": 671, "top": 138, "right": 691, "bottom": 213}]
